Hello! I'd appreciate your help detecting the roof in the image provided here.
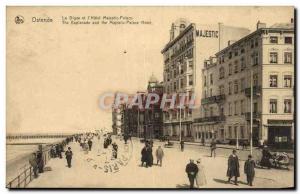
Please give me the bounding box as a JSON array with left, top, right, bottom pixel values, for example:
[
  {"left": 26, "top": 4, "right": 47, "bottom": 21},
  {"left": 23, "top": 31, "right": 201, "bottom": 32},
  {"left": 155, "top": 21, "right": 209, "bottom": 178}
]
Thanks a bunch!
[{"left": 216, "top": 24, "right": 294, "bottom": 56}]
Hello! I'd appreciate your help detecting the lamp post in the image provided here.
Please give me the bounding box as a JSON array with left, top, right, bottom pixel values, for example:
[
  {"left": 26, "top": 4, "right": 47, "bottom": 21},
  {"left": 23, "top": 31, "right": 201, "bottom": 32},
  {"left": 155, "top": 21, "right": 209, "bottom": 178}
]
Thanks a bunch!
[{"left": 250, "top": 69, "right": 253, "bottom": 155}]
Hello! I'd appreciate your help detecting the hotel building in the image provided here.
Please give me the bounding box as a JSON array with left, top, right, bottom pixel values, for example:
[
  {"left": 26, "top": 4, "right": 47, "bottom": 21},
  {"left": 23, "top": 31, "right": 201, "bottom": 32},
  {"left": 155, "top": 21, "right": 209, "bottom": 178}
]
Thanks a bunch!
[
  {"left": 161, "top": 18, "right": 250, "bottom": 141},
  {"left": 194, "top": 21, "right": 294, "bottom": 148}
]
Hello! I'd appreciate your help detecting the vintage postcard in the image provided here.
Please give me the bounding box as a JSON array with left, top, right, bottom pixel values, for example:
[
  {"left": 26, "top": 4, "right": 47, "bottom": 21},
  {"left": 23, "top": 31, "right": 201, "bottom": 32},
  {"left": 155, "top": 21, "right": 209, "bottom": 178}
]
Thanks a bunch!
[{"left": 6, "top": 6, "right": 295, "bottom": 189}]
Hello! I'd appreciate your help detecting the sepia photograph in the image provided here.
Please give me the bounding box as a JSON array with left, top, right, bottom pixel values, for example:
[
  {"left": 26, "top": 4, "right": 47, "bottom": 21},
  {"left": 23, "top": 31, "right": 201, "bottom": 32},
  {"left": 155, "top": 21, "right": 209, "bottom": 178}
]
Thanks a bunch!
[{"left": 5, "top": 6, "right": 295, "bottom": 189}]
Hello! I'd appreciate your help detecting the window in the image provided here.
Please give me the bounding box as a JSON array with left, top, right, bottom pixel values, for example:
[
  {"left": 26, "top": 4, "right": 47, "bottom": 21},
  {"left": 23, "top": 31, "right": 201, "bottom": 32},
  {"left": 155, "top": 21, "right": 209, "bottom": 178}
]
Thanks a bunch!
[
  {"left": 240, "top": 100, "right": 244, "bottom": 114},
  {"left": 234, "top": 50, "right": 238, "bottom": 56},
  {"left": 180, "top": 78, "right": 184, "bottom": 88},
  {"left": 234, "top": 101, "right": 238, "bottom": 115},
  {"left": 204, "top": 76, "right": 207, "bottom": 86},
  {"left": 234, "top": 61, "right": 238, "bottom": 73},
  {"left": 210, "top": 88, "right": 213, "bottom": 97},
  {"left": 210, "top": 107, "right": 213, "bottom": 117},
  {"left": 240, "top": 78, "right": 245, "bottom": 92},
  {"left": 240, "top": 126, "right": 245, "bottom": 139},
  {"left": 253, "top": 74, "right": 258, "bottom": 86},
  {"left": 173, "top": 81, "right": 177, "bottom": 90},
  {"left": 284, "top": 37, "right": 293, "bottom": 44},
  {"left": 189, "top": 75, "right": 193, "bottom": 85},
  {"left": 219, "top": 67, "right": 225, "bottom": 79},
  {"left": 252, "top": 52, "right": 259, "bottom": 66},
  {"left": 241, "top": 48, "right": 245, "bottom": 54},
  {"left": 253, "top": 102, "right": 258, "bottom": 113},
  {"left": 269, "top": 75, "right": 278, "bottom": 87},
  {"left": 210, "top": 73, "right": 213, "bottom": 85},
  {"left": 284, "top": 52, "right": 292, "bottom": 64},
  {"left": 219, "top": 85, "right": 225, "bottom": 95},
  {"left": 284, "top": 99, "right": 292, "bottom": 113},
  {"left": 188, "top": 60, "right": 193, "bottom": 70},
  {"left": 270, "top": 99, "right": 277, "bottom": 113},
  {"left": 220, "top": 105, "right": 224, "bottom": 116},
  {"left": 234, "top": 126, "right": 238, "bottom": 138},
  {"left": 229, "top": 52, "right": 232, "bottom": 59},
  {"left": 284, "top": 75, "right": 292, "bottom": 88},
  {"left": 270, "top": 36, "right": 278, "bottom": 43},
  {"left": 204, "top": 90, "right": 207, "bottom": 98},
  {"left": 228, "top": 102, "right": 232, "bottom": 116},
  {"left": 228, "top": 126, "right": 232, "bottom": 138},
  {"left": 228, "top": 64, "right": 232, "bottom": 75},
  {"left": 270, "top": 52, "right": 278, "bottom": 63},
  {"left": 228, "top": 82, "right": 232, "bottom": 95},
  {"left": 240, "top": 57, "right": 245, "bottom": 71},
  {"left": 234, "top": 80, "right": 238, "bottom": 94},
  {"left": 255, "top": 39, "right": 258, "bottom": 47}
]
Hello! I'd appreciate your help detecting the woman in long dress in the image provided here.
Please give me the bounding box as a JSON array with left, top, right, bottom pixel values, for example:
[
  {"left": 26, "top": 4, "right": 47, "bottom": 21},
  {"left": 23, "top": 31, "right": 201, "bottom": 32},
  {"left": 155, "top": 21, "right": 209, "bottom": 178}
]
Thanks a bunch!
[{"left": 196, "top": 158, "right": 207, "bottom": 188}]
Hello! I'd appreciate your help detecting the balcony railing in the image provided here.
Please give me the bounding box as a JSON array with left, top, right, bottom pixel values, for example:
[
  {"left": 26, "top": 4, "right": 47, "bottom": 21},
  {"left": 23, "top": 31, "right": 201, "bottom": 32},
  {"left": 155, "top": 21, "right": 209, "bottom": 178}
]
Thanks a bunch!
[
  {"left": 245, "top": 112, "right": 261, "bottom": 121},
  {"left": 194, "top": 115, "right": 226, "bottom": 123},
  {"left": 244, "top": 86, "right": 261, "bottom": 97},
  {"left": 201, "top": 94, "right": 225, "bottom": 105}
]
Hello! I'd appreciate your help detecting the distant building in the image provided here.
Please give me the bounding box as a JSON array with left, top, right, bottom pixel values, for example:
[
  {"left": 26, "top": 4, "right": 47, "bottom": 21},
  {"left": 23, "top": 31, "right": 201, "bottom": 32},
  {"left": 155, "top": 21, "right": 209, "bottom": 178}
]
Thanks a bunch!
[
  {"left": 112, "top": 93, "right": 126, "bottom": 135},
  {"left": 122, "top": 75, "right": 164, "bottom": 139},
  {"left": 161, "top": 18, "right": 250, "bottom": 141},
  {"left": 194, "top": 20, "right": 294, "bottom": 148}
]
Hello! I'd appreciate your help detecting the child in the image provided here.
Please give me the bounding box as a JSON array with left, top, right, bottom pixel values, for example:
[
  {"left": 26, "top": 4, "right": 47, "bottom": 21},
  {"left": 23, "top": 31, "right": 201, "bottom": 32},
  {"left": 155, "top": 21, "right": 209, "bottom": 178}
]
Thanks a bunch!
[{"left": 244, "top": 154, "right": 255, "bottom": 186}]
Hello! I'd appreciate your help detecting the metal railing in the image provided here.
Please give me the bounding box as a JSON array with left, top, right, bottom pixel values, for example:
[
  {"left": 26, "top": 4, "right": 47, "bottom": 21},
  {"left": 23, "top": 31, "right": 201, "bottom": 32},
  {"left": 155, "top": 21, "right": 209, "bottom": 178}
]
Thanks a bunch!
[{"left": 6, "top": 144, "right": 53, "bottom": 188}]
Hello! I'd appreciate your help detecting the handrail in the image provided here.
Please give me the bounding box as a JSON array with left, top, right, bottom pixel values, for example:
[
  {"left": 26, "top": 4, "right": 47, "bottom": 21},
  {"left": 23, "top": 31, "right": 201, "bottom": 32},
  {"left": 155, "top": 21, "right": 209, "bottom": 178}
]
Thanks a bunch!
[{"left": 6, "top": 137, "right": 71, "bottom": 189}]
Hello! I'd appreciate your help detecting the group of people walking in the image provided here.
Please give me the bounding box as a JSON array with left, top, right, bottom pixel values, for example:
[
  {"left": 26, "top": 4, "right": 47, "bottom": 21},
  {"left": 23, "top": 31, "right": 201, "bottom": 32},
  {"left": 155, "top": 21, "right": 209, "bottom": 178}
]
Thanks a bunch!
[{"left": 140, "top": 140, "right": 165, "bottom": 168}]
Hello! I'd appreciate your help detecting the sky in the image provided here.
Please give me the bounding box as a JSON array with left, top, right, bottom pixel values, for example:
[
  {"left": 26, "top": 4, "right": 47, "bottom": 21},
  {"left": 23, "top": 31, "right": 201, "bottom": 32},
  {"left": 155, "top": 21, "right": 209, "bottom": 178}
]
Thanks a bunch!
[{"left": 6, "top": 6, "right": 294, "bottom": 134}]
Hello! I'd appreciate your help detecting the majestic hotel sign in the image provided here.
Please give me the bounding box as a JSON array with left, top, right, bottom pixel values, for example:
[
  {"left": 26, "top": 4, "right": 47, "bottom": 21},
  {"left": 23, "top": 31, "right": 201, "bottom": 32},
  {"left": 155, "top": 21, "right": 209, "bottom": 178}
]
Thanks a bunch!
[{"left": 195, "top": 29, "right": 219, "bottom": 38}]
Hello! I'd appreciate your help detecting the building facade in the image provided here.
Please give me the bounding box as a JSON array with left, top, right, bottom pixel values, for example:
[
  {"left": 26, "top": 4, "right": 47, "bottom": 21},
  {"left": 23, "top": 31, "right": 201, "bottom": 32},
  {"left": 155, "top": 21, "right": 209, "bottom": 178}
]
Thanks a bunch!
[
  {"left": 194, "top": 21, "right": 294, "bottom": 148},
  {"left": 121, "top": 75, "right": 164, "bottom": 139},
  {"left": 161, "top": 18, "right": 250, "bottom": 141}
]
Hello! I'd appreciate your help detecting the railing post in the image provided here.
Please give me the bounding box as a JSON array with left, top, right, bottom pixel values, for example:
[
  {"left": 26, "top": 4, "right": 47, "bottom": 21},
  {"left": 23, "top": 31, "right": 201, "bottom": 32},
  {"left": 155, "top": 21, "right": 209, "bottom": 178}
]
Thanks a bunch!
[
  {"left": 24, "top": 170, "right": 27, "bottom": 187},
  {"left": 29, "top": 167, "right": 32, "bottom": 181},
  {"left": 17, "top": 175, "right": 20, "bottom": 188}
]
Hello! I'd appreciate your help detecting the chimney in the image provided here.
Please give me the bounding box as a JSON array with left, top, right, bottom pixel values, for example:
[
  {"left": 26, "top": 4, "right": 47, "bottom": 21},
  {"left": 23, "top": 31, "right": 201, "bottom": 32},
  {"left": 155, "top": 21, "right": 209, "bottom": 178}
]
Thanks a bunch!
[
  {"left": 257, "top": 20, "right": 266, "bottom": 30},
  {"left": 228, "top": 40, "right": 236, "bottom": 46}
]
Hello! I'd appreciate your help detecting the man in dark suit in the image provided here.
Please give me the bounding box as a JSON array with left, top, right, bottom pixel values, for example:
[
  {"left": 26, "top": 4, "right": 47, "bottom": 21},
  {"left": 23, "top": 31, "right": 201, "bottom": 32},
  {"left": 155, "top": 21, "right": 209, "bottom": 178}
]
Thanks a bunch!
[
  {"left": 227, "top": 149, "right": 240, "bottom": 185},
  {"left": 185, "top": 159, "right": 199, "bottom": 188},
  {"left": 65, "top": 147, "right": 73, "bottom": 168}
]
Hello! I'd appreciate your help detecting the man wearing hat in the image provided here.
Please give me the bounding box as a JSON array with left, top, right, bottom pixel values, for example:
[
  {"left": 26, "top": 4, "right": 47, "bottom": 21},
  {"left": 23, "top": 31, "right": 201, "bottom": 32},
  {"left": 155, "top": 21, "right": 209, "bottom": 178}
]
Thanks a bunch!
[
  {"left": 65, "top": 147, "right": 73, "bottom": 168},
  {"left": 185, "top": 159, "right": 199, "bottom": 188},
  {"left": 227, "top": 149, "right": 240, "bottom": 185}
]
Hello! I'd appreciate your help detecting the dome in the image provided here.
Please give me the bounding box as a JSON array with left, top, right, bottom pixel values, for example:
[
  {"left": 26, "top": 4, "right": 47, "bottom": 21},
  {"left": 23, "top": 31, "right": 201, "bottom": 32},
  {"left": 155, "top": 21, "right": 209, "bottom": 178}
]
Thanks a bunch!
[{"left": 149, "top": 73, "right": 158, "bottom": 83}]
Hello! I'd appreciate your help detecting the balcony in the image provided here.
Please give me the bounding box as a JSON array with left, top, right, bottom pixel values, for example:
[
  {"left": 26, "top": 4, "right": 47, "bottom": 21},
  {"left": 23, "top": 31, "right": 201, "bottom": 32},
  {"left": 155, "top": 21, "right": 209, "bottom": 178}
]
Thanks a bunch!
[
  {"left": 194, "top": 115, "right": 226, "bottom": 123},
  {"left": 201, "top": 94, "right": 225, "bottom": 105},
  {"left": 244, "top": 86, "right": 261, "bottom": 97},
  {"left": 245, "top": 112, "right": 261, "bottom": 121}
]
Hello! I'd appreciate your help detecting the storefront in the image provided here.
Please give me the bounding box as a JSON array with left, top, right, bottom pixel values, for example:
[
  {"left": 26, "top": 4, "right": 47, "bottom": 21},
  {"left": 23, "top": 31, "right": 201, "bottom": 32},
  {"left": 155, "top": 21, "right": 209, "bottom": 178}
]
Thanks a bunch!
[{"left": 267, "top": 120, "right": 293, "bottom": 149}]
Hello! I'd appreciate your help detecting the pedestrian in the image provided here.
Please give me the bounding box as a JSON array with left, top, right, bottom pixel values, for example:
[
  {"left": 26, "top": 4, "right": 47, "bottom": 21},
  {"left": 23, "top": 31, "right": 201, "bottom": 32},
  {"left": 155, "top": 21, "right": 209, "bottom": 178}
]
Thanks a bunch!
[
  {"left": 36, "top": 151, "right": 44, "bottom": 173},
  {"left": 29, "top": 153, "right": 38, "bottom": 178},
  {"left": 65, "top": 147, "right": 73, "bottom": 168},
  {"left": 227, "top": 149, "right": 240, "bottom": 185},
  {"left": 244, "top": 154, "right": 255, "bottom": 186},
  {"left": 141, "top": 144, "right": 148, "bottom": 167},
  {"left": 180, "top": 140, "right": 184, "bottom": 152},
  {"left": 185, "top": 159, "right": 199, "bottom": 188},
  {"left": 210, "top": 139, "right": 216, "bottom": 158},
  {"left": 195, "top": 158, "right": 207, "bottom": 188},
  {"left": 88, "top": 139, "right": 93, "bottom": 151},
  {"left": 155, "top": 146, "right": 164, "bottom": 166},
  {"left": 146, "top": 143, "right": 153, "bottom": 167},
  {"left": 112, "top": 142, "right": 118, "bottom": 159},
  {"left": 261, "top": 145, "right": 272, "bottom": 169}
]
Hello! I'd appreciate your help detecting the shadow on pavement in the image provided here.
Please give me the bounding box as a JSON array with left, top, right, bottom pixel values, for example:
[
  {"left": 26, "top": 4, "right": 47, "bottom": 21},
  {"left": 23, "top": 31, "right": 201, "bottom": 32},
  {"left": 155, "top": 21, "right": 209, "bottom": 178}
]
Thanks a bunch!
[{"left": 176, "top": 183, "right": 190, "bottom": 188}]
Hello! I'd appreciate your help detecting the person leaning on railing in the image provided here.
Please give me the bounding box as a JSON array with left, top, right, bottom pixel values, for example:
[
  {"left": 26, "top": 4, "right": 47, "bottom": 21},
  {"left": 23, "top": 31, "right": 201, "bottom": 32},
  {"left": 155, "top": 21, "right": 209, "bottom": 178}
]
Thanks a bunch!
[{"left": 29, "top": 153, "right": 38, "bottom": 178}]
